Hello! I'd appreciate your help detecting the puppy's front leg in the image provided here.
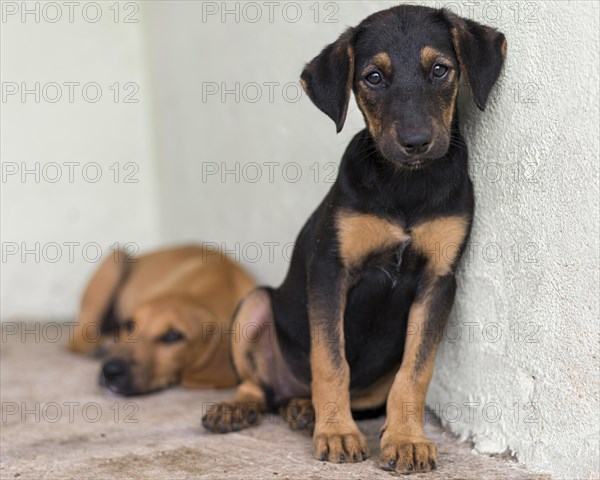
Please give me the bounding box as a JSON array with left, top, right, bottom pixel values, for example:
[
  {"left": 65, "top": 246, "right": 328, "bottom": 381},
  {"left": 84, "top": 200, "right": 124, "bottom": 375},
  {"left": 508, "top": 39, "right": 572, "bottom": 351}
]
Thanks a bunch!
[
  {"left": 308, "top": 260, "right": 369, "bottom": 463},
  {"left": 379, "top": 274, "right": 456, "bottom": 474}
]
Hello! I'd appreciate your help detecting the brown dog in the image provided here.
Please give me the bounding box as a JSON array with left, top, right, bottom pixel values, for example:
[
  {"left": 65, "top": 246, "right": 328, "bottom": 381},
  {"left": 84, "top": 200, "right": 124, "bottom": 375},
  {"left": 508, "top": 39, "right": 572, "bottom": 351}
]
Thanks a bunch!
[{"left": 69, "top": 245, "right": 255, "bottom": 395}]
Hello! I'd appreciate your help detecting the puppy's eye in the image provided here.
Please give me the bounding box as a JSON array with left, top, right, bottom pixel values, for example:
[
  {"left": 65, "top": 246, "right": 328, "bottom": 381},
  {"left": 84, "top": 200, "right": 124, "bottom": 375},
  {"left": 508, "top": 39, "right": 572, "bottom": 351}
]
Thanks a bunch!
[
  {"left": 159, "top": 329, "right": 184, "bottom": 344},
  {"left": 123, "top": 319, "right": 135, "bottom": 333},
  {"left": 432, "top": 64, "right": 449, "bottom": 79},
  {"left": 365, "top": 71, "right": 383, "bottom": 87}
]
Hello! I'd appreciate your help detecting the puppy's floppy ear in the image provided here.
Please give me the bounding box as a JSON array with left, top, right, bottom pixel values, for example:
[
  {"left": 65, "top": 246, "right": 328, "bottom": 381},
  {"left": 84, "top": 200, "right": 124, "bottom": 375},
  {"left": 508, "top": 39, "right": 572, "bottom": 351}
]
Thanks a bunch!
[
  {"left": 300, "top": 28, "right": 355, "bottom": 133},
  {"left": 446, "top": 13, "right": 507, "bottom": 111}
]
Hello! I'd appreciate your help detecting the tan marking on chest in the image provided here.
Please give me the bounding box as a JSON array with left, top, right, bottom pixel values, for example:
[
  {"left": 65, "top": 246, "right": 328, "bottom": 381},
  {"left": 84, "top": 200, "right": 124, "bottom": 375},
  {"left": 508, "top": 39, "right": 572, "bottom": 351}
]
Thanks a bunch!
[
  {"left": 411, "top": 216, "right": 469, "bottom": 276},
  {"left": 337, "top": 212, "right": 409, "bottom": 268}
]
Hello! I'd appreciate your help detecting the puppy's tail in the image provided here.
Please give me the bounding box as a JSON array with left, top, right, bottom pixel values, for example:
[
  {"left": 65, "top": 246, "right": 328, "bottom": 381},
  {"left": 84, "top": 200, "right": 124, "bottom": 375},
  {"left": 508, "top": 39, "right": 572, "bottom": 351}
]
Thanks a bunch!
[{"left": 69, "top": 248, "right": 132, "bottom": 356}]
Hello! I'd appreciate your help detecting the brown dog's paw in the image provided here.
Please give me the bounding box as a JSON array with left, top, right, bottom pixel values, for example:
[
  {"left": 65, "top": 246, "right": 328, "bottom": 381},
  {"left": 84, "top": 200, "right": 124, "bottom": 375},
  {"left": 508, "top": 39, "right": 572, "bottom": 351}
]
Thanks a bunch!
[
  {"left": 202, "top": 401, "right": 261, "bottom": 433},
  {"left": 379, "top": 431, "right": 438, "bottom": 474},
  {"left": 281, "top": 398, "right": 315, "bottom": 434},
  {"left": 313, "top": 428, "right": 369, "bottom": 464}
]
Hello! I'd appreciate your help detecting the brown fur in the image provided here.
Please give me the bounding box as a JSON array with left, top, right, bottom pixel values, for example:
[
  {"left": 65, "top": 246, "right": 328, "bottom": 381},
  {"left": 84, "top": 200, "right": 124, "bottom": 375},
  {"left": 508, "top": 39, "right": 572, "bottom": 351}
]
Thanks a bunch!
[
  {"left": 70, "top": 245, "right": 255, "bottom": 393},
  {"left": 355, "top": 93, "right": 381, "bottom": 137},
  {"left": 337, "top": 211, "right": 409, "bottom": 268},
  {"left": 444, "top": 80, "right": 460, "bottom": 131},
  {"left": 411, "top": 216, "right": 469, "bottom": 276},
  {"left": 350, "top": 368, "right": 397, "bottom": 411},
  {"left": 310, "top": 321, "right": 369, "bottom": 462},
  {"left": 355, "top": 64, "right": 384, "bottom": 136},
  {"left": 419, "top": 46, "right": 449, "bottom": 69},
  {"left": 379, "top": 300, "right": 438, "bottom": 473},
  {"left": 72, "top": 248, "right": 131, "bottom": 355},
  {"left": 373, "top": 52, "right": 393, "bottom": 78},
  {"left": 450, "top": 26, "right": 472, "bottom": 94},
  {"left": 282, "top": 397, "right": 315, "bottom": 432}
]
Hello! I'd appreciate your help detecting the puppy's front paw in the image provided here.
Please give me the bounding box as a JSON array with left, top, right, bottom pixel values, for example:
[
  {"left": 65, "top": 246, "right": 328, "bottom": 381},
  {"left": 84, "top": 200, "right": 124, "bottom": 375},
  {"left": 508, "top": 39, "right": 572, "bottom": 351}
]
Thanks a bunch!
[
  {"left": 379, "top": 430, "right": 437, "bottom": 474},
  {"left": 313, "top": 427, "right": 369, "bottom": 464},
  {"left": 201, "top": 401, "right": 261, "bottom": 433}
]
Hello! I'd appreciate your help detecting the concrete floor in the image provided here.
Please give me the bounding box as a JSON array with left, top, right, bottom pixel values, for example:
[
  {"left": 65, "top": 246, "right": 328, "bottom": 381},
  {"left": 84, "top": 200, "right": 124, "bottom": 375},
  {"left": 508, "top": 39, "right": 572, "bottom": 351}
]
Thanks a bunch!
[{"left": 1, "top": 325, "right": 552, "bottom": 480}]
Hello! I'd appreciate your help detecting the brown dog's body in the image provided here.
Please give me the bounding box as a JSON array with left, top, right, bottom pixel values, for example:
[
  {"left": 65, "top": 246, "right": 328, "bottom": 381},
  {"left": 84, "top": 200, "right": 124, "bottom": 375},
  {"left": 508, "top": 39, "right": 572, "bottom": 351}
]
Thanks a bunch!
[{"left": 70, "top": 246, "right": 255, "bottom": 395}]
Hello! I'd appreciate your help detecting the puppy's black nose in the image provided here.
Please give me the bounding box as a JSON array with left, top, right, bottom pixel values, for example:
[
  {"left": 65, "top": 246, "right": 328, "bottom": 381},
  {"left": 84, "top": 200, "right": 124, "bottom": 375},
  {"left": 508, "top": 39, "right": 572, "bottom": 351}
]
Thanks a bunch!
[
  {"left": 399, "top": 128, "right": 432, "bottom": 155},
  {"left": 102, "top": 358, "right": 128, "bottom": 380}
]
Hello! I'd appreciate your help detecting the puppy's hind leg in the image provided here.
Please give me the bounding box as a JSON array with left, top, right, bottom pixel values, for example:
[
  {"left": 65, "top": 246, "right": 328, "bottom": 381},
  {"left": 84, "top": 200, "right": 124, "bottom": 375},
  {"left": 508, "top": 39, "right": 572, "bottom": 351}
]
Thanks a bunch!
[{"left": 202, "top": 288, "right": 274, "bottom": 433}]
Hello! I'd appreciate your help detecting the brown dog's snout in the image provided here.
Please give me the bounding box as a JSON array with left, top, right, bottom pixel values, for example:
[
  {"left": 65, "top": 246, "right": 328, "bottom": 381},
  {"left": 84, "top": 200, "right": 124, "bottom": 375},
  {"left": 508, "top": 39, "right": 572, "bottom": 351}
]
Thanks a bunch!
[
  {"left": 397, "top": 126, "right": 432, "bottom": 156},
  {"left": 100, "top": 358, "right": 134, "bottom": 394},
  {"left": 102, "top": 358, "right": 129, "bottom": 380}
]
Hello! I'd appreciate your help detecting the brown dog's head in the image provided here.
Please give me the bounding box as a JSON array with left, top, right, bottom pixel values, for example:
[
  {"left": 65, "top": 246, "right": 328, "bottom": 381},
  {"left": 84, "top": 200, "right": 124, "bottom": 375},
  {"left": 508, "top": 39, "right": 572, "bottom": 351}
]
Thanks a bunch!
[
  {"left": 99, "top": 295, "right": 236, "bottom": 396},
  {"left": 301, "top": 5, "right": 506, "bottom": 168}
]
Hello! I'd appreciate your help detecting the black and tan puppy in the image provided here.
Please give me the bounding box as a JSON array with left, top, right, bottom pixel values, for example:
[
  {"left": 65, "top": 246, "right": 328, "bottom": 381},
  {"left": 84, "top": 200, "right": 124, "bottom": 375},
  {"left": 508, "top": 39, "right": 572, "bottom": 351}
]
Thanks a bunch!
[
  {"left": 203, "top": 5, "right": 506, "bottom": 474},
  {"left": 70, "top": 246, "right": 255, "bottom": 395}
]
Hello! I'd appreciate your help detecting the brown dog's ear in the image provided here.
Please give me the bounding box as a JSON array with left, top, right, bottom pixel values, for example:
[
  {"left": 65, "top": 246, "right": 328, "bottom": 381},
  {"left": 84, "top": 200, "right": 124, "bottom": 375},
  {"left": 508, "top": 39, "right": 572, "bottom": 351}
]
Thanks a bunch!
[
  {"left": 69, "top": 249, "right": 130, "bottom": 356},
  {"left": 447, "top": 13, "right": 507, "bottom": 111},
  {"left": 300, "top": 28, "right": 355, "bottom": 133}
]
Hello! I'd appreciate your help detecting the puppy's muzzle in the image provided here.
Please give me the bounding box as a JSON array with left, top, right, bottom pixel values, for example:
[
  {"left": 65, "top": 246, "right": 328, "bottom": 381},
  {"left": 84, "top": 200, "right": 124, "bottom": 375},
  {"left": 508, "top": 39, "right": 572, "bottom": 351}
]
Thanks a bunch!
[{"left": 397, "top": 126, "right": 432, "bottom": 156}]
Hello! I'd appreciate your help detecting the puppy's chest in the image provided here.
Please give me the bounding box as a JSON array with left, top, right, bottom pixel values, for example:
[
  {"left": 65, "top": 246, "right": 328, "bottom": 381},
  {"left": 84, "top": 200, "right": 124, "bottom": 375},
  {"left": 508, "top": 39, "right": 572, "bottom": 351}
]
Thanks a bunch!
[{"left": 336, "top": 211, "right": 469, "bottom": 278}]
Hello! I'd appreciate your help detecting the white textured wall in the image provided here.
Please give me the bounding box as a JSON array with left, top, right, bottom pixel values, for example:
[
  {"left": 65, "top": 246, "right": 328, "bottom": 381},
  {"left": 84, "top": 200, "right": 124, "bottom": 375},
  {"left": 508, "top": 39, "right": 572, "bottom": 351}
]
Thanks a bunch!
[{"left": 2, "top": 2, "right": 598, "bottom": 478}]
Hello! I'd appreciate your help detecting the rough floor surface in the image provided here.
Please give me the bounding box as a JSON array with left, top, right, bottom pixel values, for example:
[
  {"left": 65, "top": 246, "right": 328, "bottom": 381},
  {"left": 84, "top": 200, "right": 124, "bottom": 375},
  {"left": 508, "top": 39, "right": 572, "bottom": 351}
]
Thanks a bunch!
[{"left": 0, "top": 326, "right": 552, "bottom": 480}]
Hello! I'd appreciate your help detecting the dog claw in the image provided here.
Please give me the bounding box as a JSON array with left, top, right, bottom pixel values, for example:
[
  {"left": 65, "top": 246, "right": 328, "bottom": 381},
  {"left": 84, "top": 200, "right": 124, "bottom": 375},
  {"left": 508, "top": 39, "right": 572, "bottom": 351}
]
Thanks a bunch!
[
  {"left": 283, "top": 398, "right": 315, "bottom": 433},
  {"left": 217, "top": 422, "right": 230, "bottom": 433}
]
